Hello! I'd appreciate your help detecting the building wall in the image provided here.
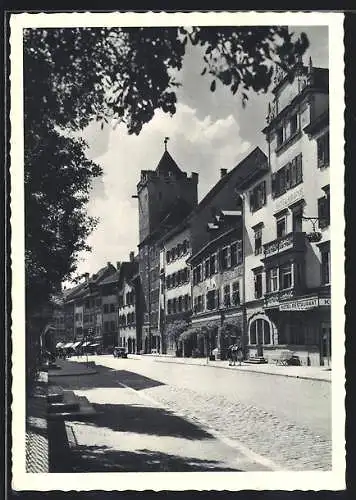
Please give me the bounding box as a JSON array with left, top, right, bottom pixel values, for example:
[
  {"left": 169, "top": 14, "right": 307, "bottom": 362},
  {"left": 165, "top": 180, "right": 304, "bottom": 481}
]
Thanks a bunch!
[
  {"left": 102, "top": 292, "right": 117, "bottom": 347},
  {"left": 118, "top": 279, "right": 137, "bottom": 352},
  {"left": 243, "top": 65, "right": 330, "bottom": 366}
]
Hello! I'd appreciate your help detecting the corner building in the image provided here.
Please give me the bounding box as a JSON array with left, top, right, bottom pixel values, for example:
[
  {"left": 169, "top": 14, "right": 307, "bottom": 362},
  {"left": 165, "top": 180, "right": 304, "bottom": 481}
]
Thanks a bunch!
[{"left": 243, "top": 59, "right": 330, "bottom": 366}]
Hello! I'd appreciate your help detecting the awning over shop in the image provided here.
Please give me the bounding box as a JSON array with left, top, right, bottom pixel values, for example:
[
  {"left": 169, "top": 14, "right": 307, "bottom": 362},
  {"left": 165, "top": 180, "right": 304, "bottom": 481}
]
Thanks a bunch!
[
  {"left": 63, "top": 342, "right": 74, "bottom": 349},
  {"left": 56, "top": 342, "right": 64, "bottom": 348},
  {"left": 81, "top": 341, "right": 91, "bottom": 347},
  {"left": 72, "top": 341, "right": 82, "bottom": 349},
  {"left": 89, "top": 343, "right": 100, "bottom": 347}
]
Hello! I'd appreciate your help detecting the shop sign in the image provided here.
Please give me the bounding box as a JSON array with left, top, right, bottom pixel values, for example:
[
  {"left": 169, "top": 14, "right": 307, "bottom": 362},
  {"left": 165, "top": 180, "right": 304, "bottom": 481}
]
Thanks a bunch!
[
  {"left": 319, "top": 298, "right": 331, "bottom": 307},
  {"left": 279, "top": 297, "right": 318, "bottom": 311}
]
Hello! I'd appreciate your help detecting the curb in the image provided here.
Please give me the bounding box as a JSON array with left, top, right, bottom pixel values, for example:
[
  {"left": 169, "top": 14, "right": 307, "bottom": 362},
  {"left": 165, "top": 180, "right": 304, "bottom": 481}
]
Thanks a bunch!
[
  {"left": 129, "top": 356, "right": 331, "bottom": 383},
  {"left": 49, "top": 370, "right": 98, "bottom": 377}
]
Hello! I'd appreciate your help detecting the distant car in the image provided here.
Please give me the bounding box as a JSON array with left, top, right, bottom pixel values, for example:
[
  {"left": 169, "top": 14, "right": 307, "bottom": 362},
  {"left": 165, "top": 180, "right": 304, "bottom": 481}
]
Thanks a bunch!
[
  {"left": 150, "top": 348, "right": 159, "bottom": 355},
  {"left": 113, "top": 347, "right": 128, "bottom": 358}
]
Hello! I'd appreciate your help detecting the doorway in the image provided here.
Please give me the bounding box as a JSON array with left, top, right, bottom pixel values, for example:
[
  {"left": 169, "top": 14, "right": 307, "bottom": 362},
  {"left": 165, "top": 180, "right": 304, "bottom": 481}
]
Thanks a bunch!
[{"left": 321, "top": 323, "right": 331, "bottom": 367}]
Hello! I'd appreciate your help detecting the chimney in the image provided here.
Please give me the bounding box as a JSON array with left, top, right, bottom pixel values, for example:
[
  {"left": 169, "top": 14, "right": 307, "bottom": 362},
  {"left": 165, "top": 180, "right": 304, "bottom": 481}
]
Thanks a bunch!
[
  {"left": 220, "top": 168, "right": 228, "bottom": 178},
  {"left": 84, "top": 272, "right": 89, "bottom": 283},
  {"left": 129, "top": 251, "right": 135, "bottom": 263},
  {"left": 191, "top": 172, "right": 199, "bottom": 183},
  {"left": 116, "top": 261, "right": 121, "bottom": 270},
  {"left": 107, "top": 261, "right": 111, "bottom": 268}
]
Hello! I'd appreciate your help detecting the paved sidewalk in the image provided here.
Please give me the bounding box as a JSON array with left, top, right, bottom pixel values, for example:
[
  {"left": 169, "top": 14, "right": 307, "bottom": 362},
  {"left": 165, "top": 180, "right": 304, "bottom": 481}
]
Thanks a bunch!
[
  {"left": 127, "top": 354, "right": 332, "bottom": 382},
  {"left": 48, "top": 358, "right": 98, "bottom": 377},
  {"left": 26, "top": 372, "right": 49, "bottom": 473}
]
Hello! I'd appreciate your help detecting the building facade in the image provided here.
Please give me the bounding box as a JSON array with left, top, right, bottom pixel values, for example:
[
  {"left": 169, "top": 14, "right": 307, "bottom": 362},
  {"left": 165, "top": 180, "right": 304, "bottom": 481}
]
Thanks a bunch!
[
  {"left": 117, "top": 254, "right": 140, "bottom": 353},
  {"left": 100, "top": 268, "right": 120, "bottom": 348},
  {"left": 159, "top": 223, "right": 192, "bottom": 355},
  {"left": 188, "top": 213, "right": 244, "bottom": 359},
  {"left": 242, "top": 59, "right": 330, "bottom": 366}
]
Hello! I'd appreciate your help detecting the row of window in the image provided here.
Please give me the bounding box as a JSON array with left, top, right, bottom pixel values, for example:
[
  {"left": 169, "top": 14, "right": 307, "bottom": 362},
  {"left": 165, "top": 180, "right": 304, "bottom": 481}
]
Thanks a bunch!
[
  {"left": 103, "top": 321, "right": 117, "bottom": 333},
  {"left": 84, "top": 298, "right": 102, "bottom": 309},
  {"left": 118, "top": 291, "right": 135, "bottom": 308},
  {"left": 275, "top": 112, "right": 299, "bottom": 150},
  {"left": 167, "top": 295, "right": 191, "bottom": 315},
  {"left": 272, "top": 153, "right": 303, "bottom": 199},
  {"left": 192, "top": 242, "right": 243, "bottom": 284},
  {"left": 252, "top": 190, "right": 330, "bottom": 255},
  {"left": 193, "top": 281, "right": 241, "bottom": 314},
  {"left": 165, "top": 268, "right": 190, "bottom": 289},
  {"left": 118, "top": 313, "right": 136, "bottom": 326},
  {"left": 103, "top": 303, "right": 116, "bottom": 314},
  {"left": 166, "top": 240, "right": 190, "bottom": 263}
]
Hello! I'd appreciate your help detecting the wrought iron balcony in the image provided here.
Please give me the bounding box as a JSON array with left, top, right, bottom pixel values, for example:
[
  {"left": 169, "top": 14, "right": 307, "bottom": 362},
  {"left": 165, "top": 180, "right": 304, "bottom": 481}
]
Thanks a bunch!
[{"left": 263, "top": 232, "right": 306, "bottom": 259}]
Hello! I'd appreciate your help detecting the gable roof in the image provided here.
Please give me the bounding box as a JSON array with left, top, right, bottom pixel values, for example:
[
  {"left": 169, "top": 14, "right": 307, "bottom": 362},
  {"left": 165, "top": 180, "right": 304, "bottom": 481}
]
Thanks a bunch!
[
  {"left": 193, "top": 146, "right": 268, "bottom": 214},
  {"left": 99, "top": 269, "right": 120, "bottom": 286}
]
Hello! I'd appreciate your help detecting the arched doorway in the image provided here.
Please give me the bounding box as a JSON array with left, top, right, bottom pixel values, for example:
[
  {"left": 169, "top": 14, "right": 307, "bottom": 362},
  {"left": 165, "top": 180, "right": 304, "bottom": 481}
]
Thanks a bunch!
[
  {"left": 249, "top": 317, "right": 272, "bottom": 357},
  {"left": 132, "top": 338, "right": 136, "bottom": 354},
  {"left": 144, "top": 336, "right": 148, "bottom": 354},
  {"left": 128, "top": 338, "right": 132, "bottom": 354}
]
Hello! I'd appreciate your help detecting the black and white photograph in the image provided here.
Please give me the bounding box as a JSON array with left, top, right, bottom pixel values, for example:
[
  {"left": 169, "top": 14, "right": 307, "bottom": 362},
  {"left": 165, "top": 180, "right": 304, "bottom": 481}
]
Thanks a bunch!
[{"left": 10, "top": 11, "right": 345, "bottom": 492}]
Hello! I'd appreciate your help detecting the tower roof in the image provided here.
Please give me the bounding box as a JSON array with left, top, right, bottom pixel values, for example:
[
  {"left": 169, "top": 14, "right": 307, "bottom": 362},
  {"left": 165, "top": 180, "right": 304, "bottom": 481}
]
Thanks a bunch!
[{"left": 155, "top": 150, "right": 184, "bottom": 178}]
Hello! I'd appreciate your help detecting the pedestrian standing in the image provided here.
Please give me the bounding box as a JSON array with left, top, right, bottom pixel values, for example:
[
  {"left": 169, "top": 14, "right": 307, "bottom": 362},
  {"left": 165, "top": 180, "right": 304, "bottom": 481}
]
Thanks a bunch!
[
  {"left": 227, "top": 345, "right": 233, "bottom": 366},
  {"left": 231, "top": 344, "right": 238, "bottom": 366},
  {"left": 237, "top": 345, "right": 243, "bottom": 366}
]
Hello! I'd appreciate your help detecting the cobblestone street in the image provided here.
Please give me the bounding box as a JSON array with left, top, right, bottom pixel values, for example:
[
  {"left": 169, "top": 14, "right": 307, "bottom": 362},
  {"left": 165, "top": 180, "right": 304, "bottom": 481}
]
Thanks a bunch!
[{"left": 61, "top": 355, "right": 331, "bottom": 472}]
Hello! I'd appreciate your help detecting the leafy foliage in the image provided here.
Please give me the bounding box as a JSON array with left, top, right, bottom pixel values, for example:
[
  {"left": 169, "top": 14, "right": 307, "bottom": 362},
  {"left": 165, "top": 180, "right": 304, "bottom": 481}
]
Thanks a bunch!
[
  {"left": 165, "top": 320, "right": 190, "bottom": 350},
  {"left": 24, "top": 26, "right": 309, "bottom": 135},
  {"left": 24, "top": 128, "right": 102, "bottom": 310}
]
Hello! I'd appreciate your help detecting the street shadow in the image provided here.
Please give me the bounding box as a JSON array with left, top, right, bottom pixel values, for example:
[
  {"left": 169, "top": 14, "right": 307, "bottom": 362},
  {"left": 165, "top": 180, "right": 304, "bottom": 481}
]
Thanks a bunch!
[
  {"left": 81, "top": 402, "right": 214, "bottom": 440},
  {"left": 67, "top": 444, "right": 241, "bottom": 472},
  {"left": 49, "top": 363, "right": 165, "bottom": 391}
]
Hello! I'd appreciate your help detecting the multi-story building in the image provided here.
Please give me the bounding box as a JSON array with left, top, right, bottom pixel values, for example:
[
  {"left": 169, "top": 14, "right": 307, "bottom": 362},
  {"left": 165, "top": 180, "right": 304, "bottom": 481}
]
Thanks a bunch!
[
  {"left": 117, "top": 253, "right": 140, "bottom": 353},
  {"left": 99, "top": 265, "right": 120, "bottom": 348},
  {"left": 159, "top": 222, "right": 192, "bottom": 355},
  {"left": 188, "top": 210, "right": 243, "bottom": 359},
  {"left": 179, "top": 147, "right": 269, "bottom": 359},
  {"left": 241, "top": 58, "right": 330, "bottom": 366},
  {"left": 135, "top": 146, "right": 198, "bottom": 353}
]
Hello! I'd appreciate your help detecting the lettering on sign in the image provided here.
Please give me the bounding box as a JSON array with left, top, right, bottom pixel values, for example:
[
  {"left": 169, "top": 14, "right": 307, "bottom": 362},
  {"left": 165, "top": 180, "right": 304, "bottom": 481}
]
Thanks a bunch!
[
  {"left": 275, "top": 186, "right": 304, "bottom": 212},
  {"left": 279, "top": 297, "right": 318, "bottom": 311},
  {"left": 319, "top": 298, "right": 331, "bottom": 307}
]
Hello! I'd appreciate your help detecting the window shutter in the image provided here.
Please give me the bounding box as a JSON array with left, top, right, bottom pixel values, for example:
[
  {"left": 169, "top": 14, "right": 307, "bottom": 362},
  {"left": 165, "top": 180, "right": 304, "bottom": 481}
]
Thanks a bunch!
[
  {"left": 249, "top": 190, "right": 255, "bottom": 212},
  {"left": 271, "top": 173, "right": 277, "bottom": 198},
  {"left": 285, "top": 163, "right": 291, "bottom": 189},
  {"left": 296, "top": 153, "right": 303, "bottom": 183}
]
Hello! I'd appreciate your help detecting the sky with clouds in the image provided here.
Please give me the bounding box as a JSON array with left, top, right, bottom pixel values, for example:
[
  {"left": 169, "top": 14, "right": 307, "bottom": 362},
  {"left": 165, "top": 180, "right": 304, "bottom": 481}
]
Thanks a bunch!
[{"left": 72, "top": 25, "right": 329, "bottom": 279}]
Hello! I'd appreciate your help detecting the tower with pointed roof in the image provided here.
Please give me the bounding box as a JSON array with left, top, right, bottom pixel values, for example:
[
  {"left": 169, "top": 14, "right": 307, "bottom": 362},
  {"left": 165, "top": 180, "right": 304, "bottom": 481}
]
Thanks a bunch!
[
  {"left": 136, "top": 146, "right": 198, "bottom": 244},
  {"left": 135, "top": 143, "right": 198, "bottom": 353}
]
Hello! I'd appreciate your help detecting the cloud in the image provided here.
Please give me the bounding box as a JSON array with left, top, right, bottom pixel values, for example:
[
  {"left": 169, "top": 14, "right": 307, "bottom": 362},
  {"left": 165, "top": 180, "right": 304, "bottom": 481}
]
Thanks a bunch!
[
  {"left": 73, "top": 25, "right": 328, "bottom": 279},
  {"left": 74, "top": 102, "right": 250, "bottom": 277}
]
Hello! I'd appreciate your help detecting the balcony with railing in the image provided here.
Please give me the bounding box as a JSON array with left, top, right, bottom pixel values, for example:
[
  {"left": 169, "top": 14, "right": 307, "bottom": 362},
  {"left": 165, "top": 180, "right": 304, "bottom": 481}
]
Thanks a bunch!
[{"left": 263, "top": 232, "right": 306, "bottom": 260}]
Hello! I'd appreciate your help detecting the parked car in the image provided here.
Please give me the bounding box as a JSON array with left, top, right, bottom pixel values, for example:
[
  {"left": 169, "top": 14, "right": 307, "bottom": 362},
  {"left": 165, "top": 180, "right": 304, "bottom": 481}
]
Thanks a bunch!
[{"left": 113, "top": 347, "right": 128, "bottom": 358}]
